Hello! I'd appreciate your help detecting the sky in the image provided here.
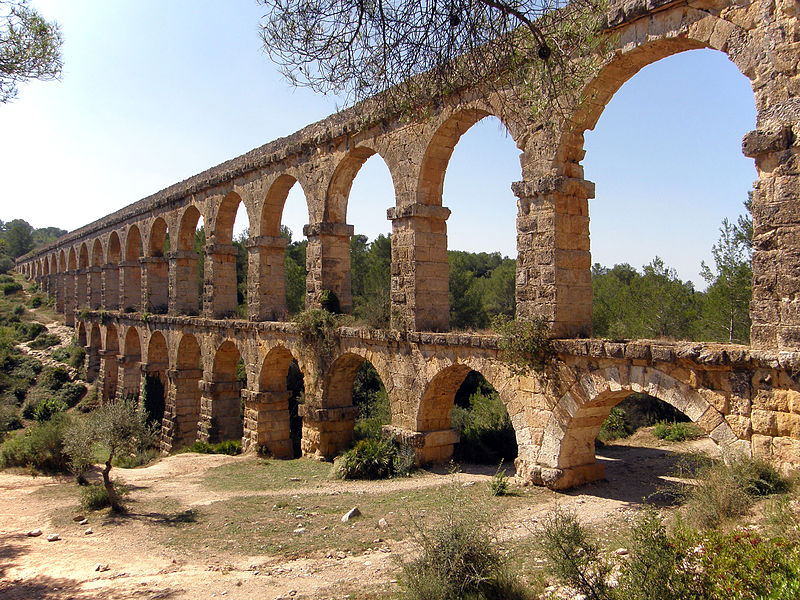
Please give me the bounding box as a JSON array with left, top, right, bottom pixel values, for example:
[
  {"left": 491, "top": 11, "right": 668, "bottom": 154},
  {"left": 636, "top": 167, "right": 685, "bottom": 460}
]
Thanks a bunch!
[{"left": 0, "top": 1, "right": 756, "bottom": 287}]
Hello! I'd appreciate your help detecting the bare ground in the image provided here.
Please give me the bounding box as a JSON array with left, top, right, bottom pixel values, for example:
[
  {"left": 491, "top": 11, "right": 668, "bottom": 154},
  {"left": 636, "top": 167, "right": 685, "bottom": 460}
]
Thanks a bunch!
[{"left": 0, "top": 432, "right": 719, "bottom": 600}]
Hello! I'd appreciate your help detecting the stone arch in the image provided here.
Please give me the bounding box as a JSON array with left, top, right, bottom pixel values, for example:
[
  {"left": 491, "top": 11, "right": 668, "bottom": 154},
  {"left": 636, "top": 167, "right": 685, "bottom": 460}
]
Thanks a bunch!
[
  {"left": 125, "top": 225, "right": 143, "bottom": 261},
  {"left": 89, "top": 239, "right": 104, "bottom": 309},
  {"left": 58, "top": 250, "right": 66, "bottom": 272},
  {"left": 102, "top": 323, "right": 120, "bottom": 401},
  {"left": 79, "top": 243, "right": 89, "bottom": 268},
  {"left": 140, "top": 330, "right": 167, "bottom": 432},
  {"left": 43, "top": 256, "right": 50, "bottom": 276},
  {"left": 104, "top": 232, "right": 122, "bottom": 309},
  {"left": 68, "top": 247, "right": 77, "bottom": 270},
  {"left": 91, "top": 239, "right": 104, "bottom": 267},
  {"left": 205, "top": 339, "right": 244, "bottom": 443},
  {"left": 260, "top": 174, "right": 310, "bottom": 237},
  {"left": 122, "top": 224, "right": 143, "bottom": 312},
  {"left": 76, "top": 243, "right": 90, "bottom": 309},
  {"left": 163, "top": 333, "right": 203, "bottom": 451},
  {"left": 535, "top": 365, "right": 743, "bottom": 489},
  {"left": 214, "top": 191, "right": 249, "bottom": 246},
  {"left": 87, "top": 323, "right": 102, "bottom": 383},
  {"left": 325, "top": 146, "right": 398, "bottom": 224},
  {"left": 147, "top": 330, "right": 168, "bottom": 367},
  {"left": 148, "top": 217, "right": 169, "bottom": 257},
  {"left": 416, "top": 107, "right": 523, "bottom": 207},
  {"left": 119, "top": 326, "right": 142, "bottom": 400},
  {"left": 76, "top": 321, "right": 87, "bottom": 346},
  {"left": 178, "top": 204, "right": 203, "bottom": 251}
]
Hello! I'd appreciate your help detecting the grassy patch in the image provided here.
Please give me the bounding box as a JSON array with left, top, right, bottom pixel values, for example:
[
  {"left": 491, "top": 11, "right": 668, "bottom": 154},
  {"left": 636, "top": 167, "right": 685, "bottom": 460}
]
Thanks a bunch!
[{"left": 653, "top": 421, "right": 704, "bottom": 442}]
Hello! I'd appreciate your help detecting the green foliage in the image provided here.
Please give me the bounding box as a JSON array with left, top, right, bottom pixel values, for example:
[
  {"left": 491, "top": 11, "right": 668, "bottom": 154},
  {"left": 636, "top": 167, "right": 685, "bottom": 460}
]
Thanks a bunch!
[
  {"left": 51, "top": 344, "right": 86, "bottom": 369},
  {"left": 487, "top": 461, "right": 509, "bottom": 496},
  {"left": 184, "top": 440, "right": 242, "bottom": 455},
  {"left": 112, "top": 446, "right": 160, "bottom": 469},
  {"left": 80, "top": 481, "right": 130, "bottom": 512},
  {"left": 448, "top": 251, "right": 516, "bottom": 330},
  {"left": 32, "top": 396, "right": 66, "bottom": 422},
  {"left": 282, "top": 226, "right": 307, "bottom": 315},
  {"left": 541, "top": 508, "right": 611, "bottom": 600},
  {"left": 28, "top": 332, "right": 59, "bottom": 349},
  {"left": 681, "top": 456, "right": 790, "bottom": 529},
  {"left": 2, "top": 281, "right": 22, "bottom": 295},
  {"left": 452, "top": 384, "right": 517, "bottom": 464},
  {"left": 351, "top": 233, "right": 391, "bottom": 328},
  {"left": 597, "top": 407, "right": 632, "bottom": 442},
  {"left": 353, "top": 361, "right": 391, "bottom": 441},
  {"left": 334, "top": 437, "right": 413, "bottom": 479},
  {"left": 14, "top": 320, "right": 45, "bottom": 341},
  {"left": 652, "top": 421, "right": 704, "bottom": 442},
  {"left": 318, "top": 288, "right": 341, "bottom": 313},
  {"left": 492, "top": 314, "right": 552, "bottom": 375},
  {"left": 399, "top": 487, "right": 529, "bottom": 600},
  {"left": 0, "top": 413, "right": 71, "bottom": 472}
]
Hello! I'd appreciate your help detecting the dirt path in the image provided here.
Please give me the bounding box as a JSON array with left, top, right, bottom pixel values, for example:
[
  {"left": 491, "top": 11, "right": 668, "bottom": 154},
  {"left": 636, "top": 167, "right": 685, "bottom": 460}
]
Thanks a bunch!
[{"left": 0, "top": 435, "right": 717, "bottom": 599}]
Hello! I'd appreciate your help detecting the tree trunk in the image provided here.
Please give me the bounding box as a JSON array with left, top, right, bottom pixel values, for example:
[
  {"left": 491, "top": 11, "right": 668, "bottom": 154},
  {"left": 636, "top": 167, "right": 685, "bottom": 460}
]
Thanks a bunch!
[{"left": 102, "top": 459, "right": 124, "bottom": 513}]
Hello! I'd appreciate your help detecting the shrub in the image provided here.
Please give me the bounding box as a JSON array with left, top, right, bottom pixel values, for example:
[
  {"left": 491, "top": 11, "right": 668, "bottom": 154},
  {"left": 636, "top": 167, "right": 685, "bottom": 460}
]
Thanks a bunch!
[
  {"left": 14, "top": 321, "right": 46, "bottom": 341},
  {"left": 492, "top": 314, "right": 553, "bottom": 375},
  {"left": 59, "top": 382, "right": 87, "bottom": 408},
  {"left": 682, "top": 455, "right": 791, "bottom": 529},
  {"left": 0, "top": 414, "right": 71, "bottom": 472},
  {"left": 51, "top": 344, "right": 86, "bottom": 370},
  {"left": 335, "top": 437, "right": 397, "bottom": 480},
  {"left": 488, "top": 461, "right": 510, "bottom": 496},
  {"left": 29, "top": 294, "right": 45, "bottom": 308},
  {"left": 540, "top": 508, "right": 611, "bottom": 600},
  {"left": 38, "top": 366, "right": 71, "bottom": 390},
  {"left": 185, "top": 440, "right": 242, "bottom": 455},
  {"left": 653, "top": 421, "right": 704, "bottom": 442},
  {"left": 33, "top": 397, "right": 67, "bottom": 422},
  {"left": 1, "top": 281, "right": 22, "bottom": 295},
  {"left": 597, "top": 407, "right": 632, "bottom": 442},
  {"left": 399, "top": 492, "right": 529, "bottom": 600},
  {"left": 319, "top": 289, "right": 341, "bottom": 313},
  {"left": 80, "top": 481, "right": 130, "bottom": 511},
  {"left": 28, "top": 333, "right": 60, "bottom": 349},
  {"left": 12, "top": 304, "right": 24, "bottom": 317},
  {"left": 112, "top": 446, "right": 160, "bottom": 468}
]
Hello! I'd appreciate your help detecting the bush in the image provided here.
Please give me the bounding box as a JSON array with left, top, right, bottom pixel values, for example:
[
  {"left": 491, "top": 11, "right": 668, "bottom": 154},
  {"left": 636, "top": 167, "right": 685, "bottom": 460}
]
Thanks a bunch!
[
  {"left": 492, "top": 314, "right": 553, "bottom": 375},
  {"left": 452, "top": 389, "right": 517, "bottom": 464},
  {"left": 38, "top": 366, "right": 71, "bottom": 390},
  {"left": 682, "top": 456, "right": 791, "bottom": 529},
  {"left": 28, "top": 333, "right": 60, "bottom": 349},
  {"left": 0, "top": 414, "right": 71, "bottom": 472},
  {"left": 185, "top": 440, "right": 242, "bottom": 455},
  {"left": 597, "top": 407, "right": 633, "bottom": 442},
  {"left": 14, "top": 321, "right": 46, "bottom": 341},
  {"left": 335, "top": 437, "right": 396, "bottom": 480},
  {"left": 653, "top": 421, "right": 704, "bottom": 442},
  {"left": 399, "top": 492, "right": 529, "bottom": 600},
  {"left": 80, "top": 481, "right": 130, "bottom": 511},
  {"left": 488, "top": 462, "right": 510, "bottom": 496},
  {"left": 51, "top": 344, "right": 86, "bottom": 370},
  {"left": 112, "top": 446, "right": 160, "bottom": 468},
  {"left": 1, "top": 281, "right": 22, "bottom": 295},
  {"left": 33, "top": 397, "right": 67, "bottom": 422}
]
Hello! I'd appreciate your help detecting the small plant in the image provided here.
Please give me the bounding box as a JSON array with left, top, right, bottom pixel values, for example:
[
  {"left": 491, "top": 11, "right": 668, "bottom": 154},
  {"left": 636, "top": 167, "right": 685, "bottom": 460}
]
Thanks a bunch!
[
  {"left": 540, "top": 508, "right": 611, "bottom": 600},
  {"left": 398, "top": 485, "right": 529, "bottom": 600},
  {"left": 80, "top": 481, "right": 130, "bottom": 511},
  {"left": 653, "top": 421, "right": 703, "bottom": 442},
  {"left": 1, "top": 281, "right": 22, "bottom": 295},
  {"left": 597, "top": 407, "right": 632, "bottom": 442},
  {"left": 488, "top": 460, "right": 510, "bottom": 496},
  {"left": 112, "top": 446, "right": 160, "bottom": 468},
  {"left": 680, "top": 455, "right": 791, "bottom": 529},
  {"left": 0, "top": 414, "right": 71, "bottom": 472},
  {"left": 28, "top": 333, "right": 60, "bottom": 349},
  {"left": 51, "top": 344, "right": 87, "bottom": 369},
  {"left": 318, "top": 289, "right": 341, "bottom": 313},
  {"left": 491, "top": 314, "right": 553, "bottom": 375},
  {"left": 33, "top": 397, "right": 67, "bottom": 422},
  {"left": 184, "top": 440, "right": 242, "bottom": 455},
  {"left": 335, "top": 437, "right": 397, "bottom": 480}
]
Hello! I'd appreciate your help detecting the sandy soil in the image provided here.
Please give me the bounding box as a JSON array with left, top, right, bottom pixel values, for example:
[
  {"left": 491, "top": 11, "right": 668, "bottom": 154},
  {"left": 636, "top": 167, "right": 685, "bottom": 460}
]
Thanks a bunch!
[{"left": 0, "top": 433, "right": 718, "bottom": 600}]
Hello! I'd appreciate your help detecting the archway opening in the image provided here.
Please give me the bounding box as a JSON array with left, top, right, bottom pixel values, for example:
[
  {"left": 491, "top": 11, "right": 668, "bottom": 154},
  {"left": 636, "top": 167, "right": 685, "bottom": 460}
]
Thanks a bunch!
[
  {"left": 352, "top": 361, "right": 391, "bottom": 442},
  {"left": 102, "top": 325, "right": 119, "bottom": 401},
  {"left": 121, "top": 327, "right": 142, "bottom": 401},
  {"left": 169, "top": 334, "right": 202, "bottom": 450},
  {"left": 123, "top": 225, "right": 143, "bottom": 312},
  {"left": 146, "top": 218, "right": 170, "bottom": 314},
  {"left": 255, "top": 347, "right": 305, "bottom": 457},
  {"left": 87, "top": 324, "right": 101, "bottom": 383},
  {"left": 346, "top": 153, "right": 394, "bottom": 328},
  {"left": 583, "top": 49, "right": 756, "bottom": 342},
  {"left": 233, "top": 201, "right": 249, "bottom": 318},
  {"left": 144, "top": 331, "right": 168, "bottom": 428},
  {"left": 210, "top": 340, "right": 243, "bottom": 443},
  {"left": 176, "top": 205, "right": 204, "bottom": 316},
  {"left": 451, "top": 370, "right": 517, "bottom": 464},
  {"left": 440, "top": 115, "right": 520, "bottom": 330},
  {"left": 106, "top": 232, "right": 121, "bottom": 310}
]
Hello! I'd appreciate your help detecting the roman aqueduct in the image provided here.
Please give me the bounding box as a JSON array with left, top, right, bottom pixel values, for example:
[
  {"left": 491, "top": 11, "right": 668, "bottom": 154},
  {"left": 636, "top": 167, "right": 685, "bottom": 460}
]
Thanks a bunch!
[{"left": 16, "top": 0, "right": 800, "bottom": 488}]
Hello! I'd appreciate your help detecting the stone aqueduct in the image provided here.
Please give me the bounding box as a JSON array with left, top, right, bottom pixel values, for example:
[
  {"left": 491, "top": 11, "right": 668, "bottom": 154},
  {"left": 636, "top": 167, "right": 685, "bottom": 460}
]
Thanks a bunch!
[{"left": 16, "top": 0, "right": 800, "bottom": 487}]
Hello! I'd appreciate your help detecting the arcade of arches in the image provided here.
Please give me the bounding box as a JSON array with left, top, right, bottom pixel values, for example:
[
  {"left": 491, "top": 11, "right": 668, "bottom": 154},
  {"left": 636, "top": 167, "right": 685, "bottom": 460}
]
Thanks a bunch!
[{"left": 17, "top": 0, "right": 800, "bottom": 488}]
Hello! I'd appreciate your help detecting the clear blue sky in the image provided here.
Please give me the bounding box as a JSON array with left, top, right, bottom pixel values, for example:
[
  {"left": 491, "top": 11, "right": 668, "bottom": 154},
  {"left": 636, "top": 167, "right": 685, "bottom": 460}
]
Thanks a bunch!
[{"left": 1, "top": 1, "right": 756, "bottom": 287}]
